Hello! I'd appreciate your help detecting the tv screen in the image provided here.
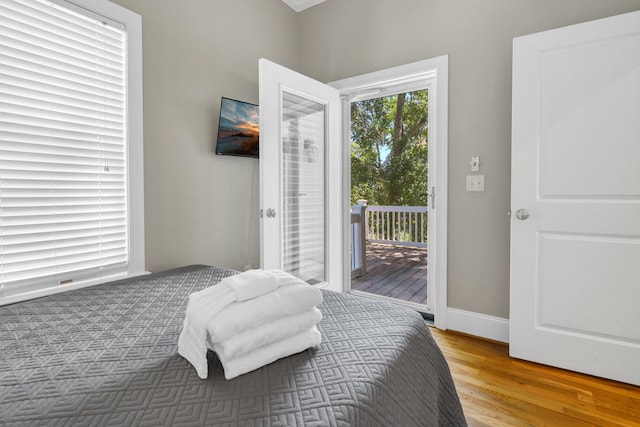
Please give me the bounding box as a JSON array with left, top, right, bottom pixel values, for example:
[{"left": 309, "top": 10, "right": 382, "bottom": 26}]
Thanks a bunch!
[{"left": 215, "top": 97, "right": 259, "bottom": 158}]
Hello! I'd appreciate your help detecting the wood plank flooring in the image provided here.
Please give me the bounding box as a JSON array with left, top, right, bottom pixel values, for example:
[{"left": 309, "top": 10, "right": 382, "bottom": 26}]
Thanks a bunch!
[
  {"left": 429, "top": 328, "right": 640, "bottom": 427},
  {"left": 351, "top": 243, "right": 428, "bottom": 305}
]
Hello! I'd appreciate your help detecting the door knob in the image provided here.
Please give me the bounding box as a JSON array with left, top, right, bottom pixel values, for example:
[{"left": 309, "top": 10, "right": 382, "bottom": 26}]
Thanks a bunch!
[
  {"left": 266, "top": 208, "right": 277, "bottom": 218},
  {"left": 515, "top": 209, "right": 530, "bottom": 220}
]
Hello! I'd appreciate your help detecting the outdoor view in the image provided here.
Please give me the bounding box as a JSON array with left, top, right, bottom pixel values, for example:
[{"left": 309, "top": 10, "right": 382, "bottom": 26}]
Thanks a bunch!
[
  {"left": 351, "top": 89, "right": 429, "bottom": 206},
  {"left": 350, "top": 89, "right": 430, "bottom": 306}
]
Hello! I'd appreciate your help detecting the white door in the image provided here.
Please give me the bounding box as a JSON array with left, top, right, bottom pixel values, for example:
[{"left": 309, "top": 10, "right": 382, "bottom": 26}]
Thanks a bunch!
[
  {"left": 259, "top": 59, "right": 343, "bottom": 292},
  {"left": 510, "top": 11, "right": 640, "bottom": 385}
]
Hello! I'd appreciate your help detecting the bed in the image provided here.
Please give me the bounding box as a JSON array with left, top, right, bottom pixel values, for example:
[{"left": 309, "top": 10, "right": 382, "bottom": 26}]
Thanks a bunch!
[{"left": 0, "top": 265, "right": 466, "bottom": 426}]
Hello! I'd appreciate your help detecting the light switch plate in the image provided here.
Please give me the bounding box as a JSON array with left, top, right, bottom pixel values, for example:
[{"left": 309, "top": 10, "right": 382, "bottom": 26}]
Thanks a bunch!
[{"left": 466, "top": 175, "right": 485, "bottom": 192}]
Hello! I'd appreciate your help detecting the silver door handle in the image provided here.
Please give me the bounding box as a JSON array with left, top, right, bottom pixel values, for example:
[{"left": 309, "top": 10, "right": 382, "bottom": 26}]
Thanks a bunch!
[
  {"left": 428, "top": 186, "right": 435, "bottom": 209},
  {"left": 266, "top": 208, "right": 276, "bottom": 218},
  {"left": 515, "top": 209, "right": 529, "bottom": 220}
]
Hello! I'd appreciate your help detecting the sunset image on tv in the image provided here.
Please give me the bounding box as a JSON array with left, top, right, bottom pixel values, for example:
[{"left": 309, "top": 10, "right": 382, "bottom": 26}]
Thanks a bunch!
[{"left": 216, "top": 97, "right": 259, "bottom": 158}]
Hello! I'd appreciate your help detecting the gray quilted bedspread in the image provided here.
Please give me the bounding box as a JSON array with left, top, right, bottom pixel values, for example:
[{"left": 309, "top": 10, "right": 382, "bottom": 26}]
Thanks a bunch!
[{"left": 0, "top": 265, "right": 466, "bottom": 426}]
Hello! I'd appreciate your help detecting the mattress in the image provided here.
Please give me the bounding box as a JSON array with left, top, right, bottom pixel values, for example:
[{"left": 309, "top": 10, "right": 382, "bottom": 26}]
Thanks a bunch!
[{"left": 0, "top": 265, "right": 466, "bottom": 426}]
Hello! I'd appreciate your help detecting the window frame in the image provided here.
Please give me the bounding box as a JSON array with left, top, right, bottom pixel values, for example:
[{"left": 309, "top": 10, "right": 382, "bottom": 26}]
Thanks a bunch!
[{"left": 0, "top": 0, "right": 145, "bottom": 305}]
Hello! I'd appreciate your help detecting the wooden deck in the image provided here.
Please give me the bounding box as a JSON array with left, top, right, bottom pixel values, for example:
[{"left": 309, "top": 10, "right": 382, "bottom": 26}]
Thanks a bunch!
[{"left": 351, "top": 242, "right": 428, "bottom": 305}]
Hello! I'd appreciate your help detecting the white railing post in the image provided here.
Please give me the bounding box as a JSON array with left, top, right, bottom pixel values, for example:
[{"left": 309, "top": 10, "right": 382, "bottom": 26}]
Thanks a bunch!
[{"left": 350, "top": 200, "right": 368, "bottom": 277}]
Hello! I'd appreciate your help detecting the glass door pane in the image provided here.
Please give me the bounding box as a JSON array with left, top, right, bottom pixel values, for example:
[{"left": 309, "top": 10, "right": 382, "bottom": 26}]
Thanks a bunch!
[
  {"left": 349, "top": 89, "right": 430, "bottom": 306},
  {"left": 281, "top": 91, "right": 326, "bottom": 284},
  {"left": 259, "top": 58, "right": 342, "bottom": 292}
]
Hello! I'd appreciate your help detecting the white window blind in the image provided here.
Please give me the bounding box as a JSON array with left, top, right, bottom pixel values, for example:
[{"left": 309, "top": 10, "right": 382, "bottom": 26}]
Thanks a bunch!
[{"left": 0, "top": 0, "right": 131, "bottom": 297}]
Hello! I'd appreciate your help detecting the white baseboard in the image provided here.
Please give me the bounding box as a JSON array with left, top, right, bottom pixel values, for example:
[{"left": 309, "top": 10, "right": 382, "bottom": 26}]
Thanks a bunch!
[{"left": 446, "top": 307, "right": 510, "bottom": 343}]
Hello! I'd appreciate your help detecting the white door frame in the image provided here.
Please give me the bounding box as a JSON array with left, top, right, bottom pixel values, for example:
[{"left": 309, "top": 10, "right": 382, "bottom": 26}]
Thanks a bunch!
[{"left": 329, "top": 56, "right": 449, "bottom": 329}]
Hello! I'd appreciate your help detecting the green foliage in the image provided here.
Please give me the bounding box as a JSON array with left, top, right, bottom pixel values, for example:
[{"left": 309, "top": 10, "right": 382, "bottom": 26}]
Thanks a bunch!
[{"left": 350, "top": 89, "right": 429, "bottom": 206}]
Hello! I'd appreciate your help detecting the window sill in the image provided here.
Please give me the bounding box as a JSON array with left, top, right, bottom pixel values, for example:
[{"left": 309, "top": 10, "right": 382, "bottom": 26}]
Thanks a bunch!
[{"left": 0, "top": 270, "right": 151, "bottom": 307}]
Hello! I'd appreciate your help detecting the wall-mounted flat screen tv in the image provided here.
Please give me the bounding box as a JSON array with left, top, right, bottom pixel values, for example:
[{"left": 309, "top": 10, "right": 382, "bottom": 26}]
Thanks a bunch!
[{"left": 215, "top": 97, "right": 259, "bottom": 158}]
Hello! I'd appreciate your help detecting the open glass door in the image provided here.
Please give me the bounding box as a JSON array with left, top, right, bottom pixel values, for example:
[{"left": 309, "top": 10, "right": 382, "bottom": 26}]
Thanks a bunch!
[
  {"left": 259, "top": 59, "right": 343, "bottom": 292},
  {"left": 348, "top": 89, "right": 431, "bottom": 311}
]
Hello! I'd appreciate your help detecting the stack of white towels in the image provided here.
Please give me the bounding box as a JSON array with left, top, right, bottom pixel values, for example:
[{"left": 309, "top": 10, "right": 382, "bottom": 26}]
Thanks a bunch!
[{"left": 178, "top": 269, "right": 323, "bottom": 380}]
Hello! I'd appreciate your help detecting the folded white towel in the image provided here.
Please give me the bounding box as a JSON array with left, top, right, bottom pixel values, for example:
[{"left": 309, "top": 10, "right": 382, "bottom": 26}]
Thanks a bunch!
[
  {"left": 178, "top": 269, "right": 318, "bottom": 379},
  {"left": 206, "top": 283, "right": 323, "bottom": 343},
  {"left": 178, "top": 284, "right": 236, "bottom": 379},
  {"left": 212, "top": 307, "right": 323, "bottom": 361},
  {"left": 269, "top": 269, "right": 311, "bottom": 287},
  {"left": 221, "top": 326, "right": 322, "bottom": 380},
  {"left": 227, "top": 269, "right": 277, "bottom": 301}
]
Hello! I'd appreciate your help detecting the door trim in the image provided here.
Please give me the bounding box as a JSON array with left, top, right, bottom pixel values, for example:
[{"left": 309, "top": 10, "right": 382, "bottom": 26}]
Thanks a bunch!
[{"left": 329, "top": 55, "right": 449, "bottom": 329}]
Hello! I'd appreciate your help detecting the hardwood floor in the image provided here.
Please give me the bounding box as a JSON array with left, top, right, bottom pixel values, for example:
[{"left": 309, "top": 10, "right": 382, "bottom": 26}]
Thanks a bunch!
[
  {"left": 351, "top": 243, "right": 428, "bottom": 305},
  {"left": 429, "top": 328, "right": 640, "bottom": 427}
]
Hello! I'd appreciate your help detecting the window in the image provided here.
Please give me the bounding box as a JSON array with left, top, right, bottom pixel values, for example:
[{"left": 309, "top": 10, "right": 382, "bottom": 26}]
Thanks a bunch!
[{"left": 0, "top": 0, "right": 145, "bottom": 304}]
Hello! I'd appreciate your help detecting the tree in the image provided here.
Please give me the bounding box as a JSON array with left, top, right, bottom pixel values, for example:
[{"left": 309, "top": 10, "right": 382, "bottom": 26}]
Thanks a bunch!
[{"left": 350, "top": 89, "right": 429, "bottom": 206}]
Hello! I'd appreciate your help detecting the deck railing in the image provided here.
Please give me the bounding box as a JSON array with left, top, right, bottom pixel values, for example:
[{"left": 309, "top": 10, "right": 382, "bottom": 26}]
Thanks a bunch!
[
  {"left": 351, "top": 201, "right": 428, "bottom": 277},
  {"left": 366, "top": 205, "right": 428, "bottom": 248}
]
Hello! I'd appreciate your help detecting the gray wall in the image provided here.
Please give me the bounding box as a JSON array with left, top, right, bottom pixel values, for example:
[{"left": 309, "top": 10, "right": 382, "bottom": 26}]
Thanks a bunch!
[
  {"left": 110, "top": 0, "right": 640, "bottom": 320},
  {"left": 110, "top": 0, "right": 298, "bottom": 273},
  {"left": 295, "top": 0, "right": 640, "bottom": 318}
]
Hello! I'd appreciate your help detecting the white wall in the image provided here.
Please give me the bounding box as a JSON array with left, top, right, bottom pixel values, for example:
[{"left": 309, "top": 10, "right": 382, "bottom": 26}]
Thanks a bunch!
[
  {"left": 110, "top": 0, "right": 298, "bottom": 272},
  {"left": 295, "top": 0, "right": 640, "bottom": 318}
]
